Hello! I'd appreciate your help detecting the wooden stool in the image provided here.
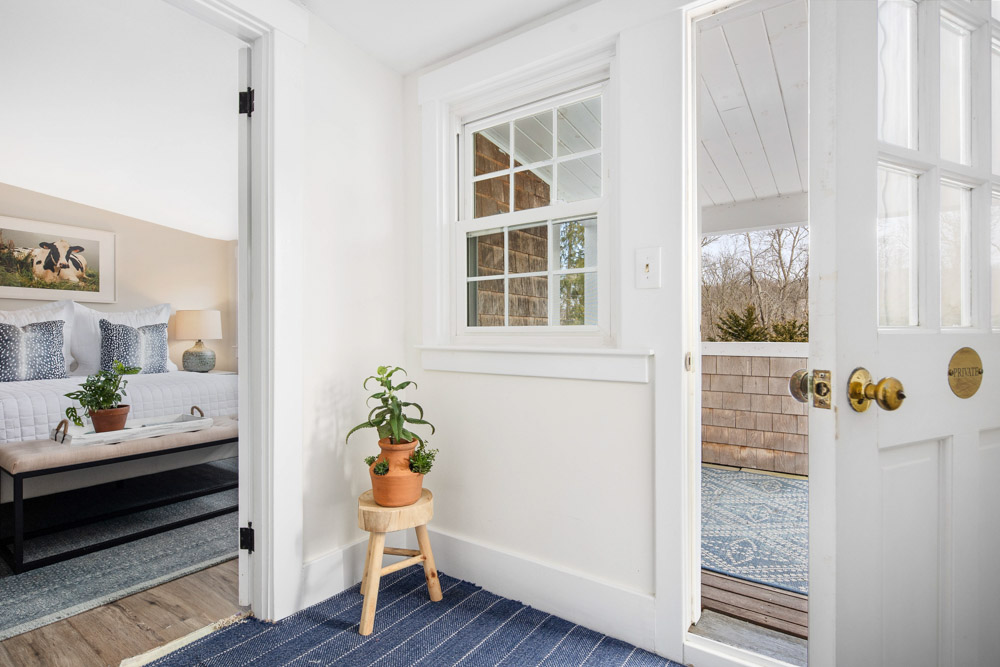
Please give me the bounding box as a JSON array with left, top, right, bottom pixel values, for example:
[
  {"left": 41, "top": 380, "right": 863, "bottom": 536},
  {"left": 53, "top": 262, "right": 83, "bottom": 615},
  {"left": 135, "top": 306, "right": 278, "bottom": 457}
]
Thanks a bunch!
[{"left": 357, "top": 488, "right": 442, "bottom": 635}]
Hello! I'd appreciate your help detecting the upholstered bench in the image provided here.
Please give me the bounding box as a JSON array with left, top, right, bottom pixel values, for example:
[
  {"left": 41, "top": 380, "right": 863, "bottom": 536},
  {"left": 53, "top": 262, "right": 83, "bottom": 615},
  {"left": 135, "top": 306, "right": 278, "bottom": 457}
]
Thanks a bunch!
[{"left": 0, "top": 416, "right": 238, "bottom": 573}]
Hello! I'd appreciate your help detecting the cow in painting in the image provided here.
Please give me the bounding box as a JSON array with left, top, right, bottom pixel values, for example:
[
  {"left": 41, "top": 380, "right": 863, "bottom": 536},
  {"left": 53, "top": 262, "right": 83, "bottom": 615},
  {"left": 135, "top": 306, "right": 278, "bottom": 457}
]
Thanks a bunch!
[{"left": 13, "top": 241, "right": 88, "bottom": 283}]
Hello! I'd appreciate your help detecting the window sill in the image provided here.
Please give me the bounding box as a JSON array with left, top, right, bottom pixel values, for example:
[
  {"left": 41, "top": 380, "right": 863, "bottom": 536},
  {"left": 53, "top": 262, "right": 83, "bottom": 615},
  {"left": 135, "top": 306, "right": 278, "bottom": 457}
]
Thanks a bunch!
[{"left": 417, "top": 345, "right": 653, "bottom": 383}]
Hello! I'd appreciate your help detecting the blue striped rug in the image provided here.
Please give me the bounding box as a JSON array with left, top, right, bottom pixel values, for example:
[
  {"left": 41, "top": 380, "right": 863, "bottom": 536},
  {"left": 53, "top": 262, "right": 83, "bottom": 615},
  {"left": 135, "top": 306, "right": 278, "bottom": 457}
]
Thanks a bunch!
[
  {"left": 701, "top": 466, "right": 808, "bottom": 595},
  {"left": 148, "top": 567, "right": 678, "bottom": 666}
]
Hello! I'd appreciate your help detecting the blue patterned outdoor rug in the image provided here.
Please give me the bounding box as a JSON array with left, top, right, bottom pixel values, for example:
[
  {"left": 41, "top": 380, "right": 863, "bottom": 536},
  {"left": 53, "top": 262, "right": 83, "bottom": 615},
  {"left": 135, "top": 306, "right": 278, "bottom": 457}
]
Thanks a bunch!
[
  {"left": 701, "top": 466, "right": 808, "bottom": 595},
  {"left": 148, "top": 567, "right": 679, "bottom": 666}
]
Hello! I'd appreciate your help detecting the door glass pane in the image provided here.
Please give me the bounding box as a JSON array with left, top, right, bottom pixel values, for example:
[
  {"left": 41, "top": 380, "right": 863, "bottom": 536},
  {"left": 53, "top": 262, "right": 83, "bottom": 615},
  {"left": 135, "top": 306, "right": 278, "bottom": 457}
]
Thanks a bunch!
[
  {"left": 559, "top": 272, "right": 598, "bottom": 326},
  {"left": 554, "top": 217, "right": 598, "bottom": 269},
  {"left": 556, "top": 155, "right": 602, "bottom": 203},
  {"left": 467, "top": 279, "right": 505, "bottom": 327},
  {"left": 993, "top": 42, "right": 1000, "bottom": 174},
  {"left": 513, "top": 111, "right": 553, "bottom": 165},
  {"left": 509, "top": 276, "right": 548, "bottom": 326},
  {"left": 992, "top": 194, "right": 1000, "bottom": 328},
  {"left": 877, "top": 166, "right": 919, "bottom": 327},
  {"left": 941, "top": 15, "right": 972, "bottom": 165},
  {"left": 473, "top": 123, "right": 510, "bottom": 176},
  {"left": 513, "top": 166, "right": 552, "bottom": 212},
  {"left": 940, "top": 183, "right": 972, "bottom": 328},
  {"left": 508, "top": 224, "right": 548, "bottom": 274},
  {"left": 877, "top": 0, "right": 918, "bottom": 148},
  {"left": 557, "top": 97, "right": 601, "bottom": 157},
  {"left": 474, "top": 175, "right": 510, "bottom": 218},
  {"left": 466, "top": 231, "right": 504, "bottom": 277}
]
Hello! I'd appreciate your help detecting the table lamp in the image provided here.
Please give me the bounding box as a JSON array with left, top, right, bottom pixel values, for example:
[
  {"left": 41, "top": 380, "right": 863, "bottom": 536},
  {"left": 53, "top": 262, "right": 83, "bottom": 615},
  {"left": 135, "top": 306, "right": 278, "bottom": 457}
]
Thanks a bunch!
[{"left": 175, "top": 310, "right": 223, "bottom": 372}]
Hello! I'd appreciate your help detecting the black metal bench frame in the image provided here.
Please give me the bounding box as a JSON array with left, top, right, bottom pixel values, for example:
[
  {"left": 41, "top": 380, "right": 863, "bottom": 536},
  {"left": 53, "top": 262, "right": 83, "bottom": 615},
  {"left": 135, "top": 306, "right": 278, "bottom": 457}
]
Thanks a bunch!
[{"left": 0, "top": 436, "right": 238, "bottom": 574}]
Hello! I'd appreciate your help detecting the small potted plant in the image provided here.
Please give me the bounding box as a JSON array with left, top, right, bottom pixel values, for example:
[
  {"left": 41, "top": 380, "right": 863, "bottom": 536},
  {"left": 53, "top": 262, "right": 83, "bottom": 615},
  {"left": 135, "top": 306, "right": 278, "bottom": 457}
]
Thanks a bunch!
[
  {"left": 65, "top": 360, "right": 141, "bottom": 433},
  {"left": 347, "top": 365, "right": 437, "bottom": 507}
]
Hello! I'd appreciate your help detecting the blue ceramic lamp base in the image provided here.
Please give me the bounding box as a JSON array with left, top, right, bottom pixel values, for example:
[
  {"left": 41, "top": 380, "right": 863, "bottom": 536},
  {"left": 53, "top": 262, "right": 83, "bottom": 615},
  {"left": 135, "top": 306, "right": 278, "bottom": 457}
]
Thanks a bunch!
[{"left": 182, "top": 340, "right": 216, "bottom": 372}]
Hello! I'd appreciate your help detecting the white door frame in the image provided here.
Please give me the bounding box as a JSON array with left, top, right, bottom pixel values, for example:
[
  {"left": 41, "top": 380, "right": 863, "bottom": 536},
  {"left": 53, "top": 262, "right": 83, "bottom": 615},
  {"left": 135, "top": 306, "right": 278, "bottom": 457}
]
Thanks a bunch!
[
  {"left": 676, "top": 1, "right": 827, "bottom": 666},
  {"left": 162, "top": 0, "right": 307, "bottom": 621}
]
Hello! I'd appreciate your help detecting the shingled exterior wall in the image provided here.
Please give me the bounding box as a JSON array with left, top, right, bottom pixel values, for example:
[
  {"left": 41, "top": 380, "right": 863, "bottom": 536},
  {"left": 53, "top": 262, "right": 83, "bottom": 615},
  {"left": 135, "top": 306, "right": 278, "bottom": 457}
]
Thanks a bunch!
[
  {"left": 470, "top": 134, "right": 550, "bottom": 327},
  {"left": 702, "top": 354, "right": 809, "bottom": 475}
]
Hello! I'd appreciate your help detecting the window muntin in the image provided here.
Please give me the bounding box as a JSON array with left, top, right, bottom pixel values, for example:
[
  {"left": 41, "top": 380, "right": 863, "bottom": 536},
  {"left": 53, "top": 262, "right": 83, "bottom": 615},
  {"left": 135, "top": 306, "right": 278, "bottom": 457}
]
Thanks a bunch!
[
  {"left": 462, "top": 88, "right": 605, "bottom": 331},
  {"left": 877, "top": 165, "right": 919, "bottom": 328},
  {"left": 878, "top": 0, "right": 918, "bottom": 149},
  {"left": 465, "top": 216, "right": 598, "bottom": 328},
  {"left": 469, "top": 95, "right": 602, "bottom": 220}
]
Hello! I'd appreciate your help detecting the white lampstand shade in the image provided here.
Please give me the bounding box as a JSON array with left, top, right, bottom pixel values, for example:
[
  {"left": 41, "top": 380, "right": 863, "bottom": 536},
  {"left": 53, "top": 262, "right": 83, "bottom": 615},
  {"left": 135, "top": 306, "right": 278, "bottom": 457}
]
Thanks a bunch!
[{"left": 175, "top": 309, "right": 223, "bottom": 341}]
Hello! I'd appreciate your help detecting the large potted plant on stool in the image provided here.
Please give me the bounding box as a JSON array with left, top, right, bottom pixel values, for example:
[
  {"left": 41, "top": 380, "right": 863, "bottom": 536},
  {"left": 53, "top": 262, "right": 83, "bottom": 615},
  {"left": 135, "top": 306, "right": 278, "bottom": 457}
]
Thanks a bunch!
[
  {"left": 347, "top": 365, "right": 437, "bottom": 507},
  {"left": 64, "top": 360, "right": 141, "bottom": 433}
]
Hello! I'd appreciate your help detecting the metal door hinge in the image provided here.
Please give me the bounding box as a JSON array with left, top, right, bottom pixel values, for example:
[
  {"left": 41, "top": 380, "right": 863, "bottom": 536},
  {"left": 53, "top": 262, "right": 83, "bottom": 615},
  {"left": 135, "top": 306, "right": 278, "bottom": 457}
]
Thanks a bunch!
[
  {"left": 239, "top": 87, "right": 254, "bottom": 117},
  {"left": 240, "top": 522, "right": 255, "bottom": 554}
]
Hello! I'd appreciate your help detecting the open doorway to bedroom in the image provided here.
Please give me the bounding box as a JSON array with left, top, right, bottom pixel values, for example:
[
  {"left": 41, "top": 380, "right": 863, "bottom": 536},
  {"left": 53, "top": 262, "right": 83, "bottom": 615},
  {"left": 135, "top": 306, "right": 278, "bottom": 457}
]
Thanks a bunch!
[
  {"left": 0, "top": 0, "right": 246, "bottom": 657},
  {"left": 690, "top": 0, "right": 809, "bottom": 664}
]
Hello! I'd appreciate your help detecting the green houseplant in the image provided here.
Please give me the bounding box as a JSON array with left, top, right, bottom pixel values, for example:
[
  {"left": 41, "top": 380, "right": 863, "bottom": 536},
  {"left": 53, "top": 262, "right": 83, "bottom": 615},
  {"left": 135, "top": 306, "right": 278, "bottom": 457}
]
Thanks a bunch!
[
  {"left": 347, "top": 365, "right": 436, "bottom": 507},
  {"left": 65, "top": 360, "right": 141, "bottom": 433}
]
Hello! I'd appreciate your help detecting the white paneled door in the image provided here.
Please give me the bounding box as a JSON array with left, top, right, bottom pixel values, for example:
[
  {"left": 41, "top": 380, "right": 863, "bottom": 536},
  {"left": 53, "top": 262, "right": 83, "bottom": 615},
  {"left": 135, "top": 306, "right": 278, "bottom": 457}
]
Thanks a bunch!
[{"left": 809, "top": 1, "right": 1000, "bottom": 666}]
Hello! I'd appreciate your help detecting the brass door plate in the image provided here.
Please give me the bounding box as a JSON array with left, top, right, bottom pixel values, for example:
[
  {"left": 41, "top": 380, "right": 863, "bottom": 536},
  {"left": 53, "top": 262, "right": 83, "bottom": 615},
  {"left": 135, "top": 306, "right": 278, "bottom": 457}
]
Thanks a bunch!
[
  {"left": 812, "top": 370, "right": 832, "bottom": 409},
  {"left": 848, "top": 367, "right": 873, "bottom": 412},
  {"left": 948, "top": 347, "right": 983, "bottom": 399}
]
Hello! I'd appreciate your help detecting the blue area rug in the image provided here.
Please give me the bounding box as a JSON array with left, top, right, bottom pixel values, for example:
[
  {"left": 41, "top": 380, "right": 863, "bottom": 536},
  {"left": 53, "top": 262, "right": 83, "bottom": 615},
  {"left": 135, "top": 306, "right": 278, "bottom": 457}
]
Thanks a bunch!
[
  {"left": 150, "top": 567, "right": 679, "bottom": 666},
  {"left": 701, "top": 466, "right": 808, "bottom": 595}
]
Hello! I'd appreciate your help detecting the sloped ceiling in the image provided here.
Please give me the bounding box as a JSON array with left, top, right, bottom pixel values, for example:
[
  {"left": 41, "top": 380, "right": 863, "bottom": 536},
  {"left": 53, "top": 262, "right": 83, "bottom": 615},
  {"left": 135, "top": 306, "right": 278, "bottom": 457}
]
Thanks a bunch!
[{"left": 698, "top": 0, "right": 807, "bottom": 209}]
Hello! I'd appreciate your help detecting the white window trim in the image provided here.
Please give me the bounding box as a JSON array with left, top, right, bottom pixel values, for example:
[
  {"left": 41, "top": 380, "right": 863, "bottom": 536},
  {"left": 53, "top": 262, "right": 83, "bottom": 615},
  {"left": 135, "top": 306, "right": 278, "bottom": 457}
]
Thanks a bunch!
[{"left": 418, "top": 39, "right": 645, "bottom": 381}]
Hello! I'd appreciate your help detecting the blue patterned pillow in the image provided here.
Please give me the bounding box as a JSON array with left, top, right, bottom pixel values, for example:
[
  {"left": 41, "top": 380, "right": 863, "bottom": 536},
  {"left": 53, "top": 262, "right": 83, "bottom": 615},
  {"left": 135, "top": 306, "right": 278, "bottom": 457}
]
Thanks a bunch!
[
  {"left": 99, "top": 319, "right": 169, "bottom": 374},
  {"left": 0, "top": 320, "right": 67, "bottom": 382}
]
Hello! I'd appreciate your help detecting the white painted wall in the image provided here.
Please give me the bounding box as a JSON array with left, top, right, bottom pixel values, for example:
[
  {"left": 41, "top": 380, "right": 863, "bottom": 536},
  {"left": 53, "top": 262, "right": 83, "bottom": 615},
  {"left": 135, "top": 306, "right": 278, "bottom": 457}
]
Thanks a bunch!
[
  {"left": 0, "top": 0, "right": 242, "bottom": 241},
  {"left": 299, "top": 13, "right": 406, "bottom": 562},
  {"left": 400, "top": 2, "right": 692, "bottom": 655}
]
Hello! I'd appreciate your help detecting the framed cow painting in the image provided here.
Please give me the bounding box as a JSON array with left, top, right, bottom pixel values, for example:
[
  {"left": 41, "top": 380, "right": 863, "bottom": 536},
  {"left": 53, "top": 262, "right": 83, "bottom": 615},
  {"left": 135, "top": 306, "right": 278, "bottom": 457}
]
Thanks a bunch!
[{"left": 0, "top": 216, "right": 116, "bottom": 303}]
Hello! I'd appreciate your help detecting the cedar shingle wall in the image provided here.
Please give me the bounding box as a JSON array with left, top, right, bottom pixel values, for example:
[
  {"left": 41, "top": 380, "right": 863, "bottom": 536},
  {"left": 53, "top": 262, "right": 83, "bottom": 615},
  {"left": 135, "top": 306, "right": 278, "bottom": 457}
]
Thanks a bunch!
[
  {"left": 472, "top": 134, "right": 551, "bottom": 327},
  {"left": 702, "top": 355, "right": 808, "bottom": 475}
]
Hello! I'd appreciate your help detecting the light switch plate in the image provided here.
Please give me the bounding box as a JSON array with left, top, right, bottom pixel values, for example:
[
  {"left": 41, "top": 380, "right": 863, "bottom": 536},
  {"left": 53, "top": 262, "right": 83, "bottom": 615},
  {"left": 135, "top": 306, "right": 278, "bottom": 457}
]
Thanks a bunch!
[{"left": 635, "top": 247, "right": 662, "bottom": 289}]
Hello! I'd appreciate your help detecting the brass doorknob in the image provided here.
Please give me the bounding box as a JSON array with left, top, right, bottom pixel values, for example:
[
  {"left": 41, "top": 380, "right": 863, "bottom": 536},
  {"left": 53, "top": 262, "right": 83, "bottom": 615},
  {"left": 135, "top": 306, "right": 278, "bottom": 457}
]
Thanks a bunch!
[{"left": 848, "top": 367, "right": 906, "bottom": 412}]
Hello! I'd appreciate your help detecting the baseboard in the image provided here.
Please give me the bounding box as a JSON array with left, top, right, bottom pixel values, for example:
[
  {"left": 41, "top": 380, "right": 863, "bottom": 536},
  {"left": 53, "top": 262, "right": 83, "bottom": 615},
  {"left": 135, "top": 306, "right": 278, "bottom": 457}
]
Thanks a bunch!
[
  {"left": 295, "top": 528, "right": 656, "bottom": 653},
  {"left": 297, "top": 532, "right": 411, "bottom": 611},
  {"left": 426, "top": 527, "right": 656, "bottom": 653}
]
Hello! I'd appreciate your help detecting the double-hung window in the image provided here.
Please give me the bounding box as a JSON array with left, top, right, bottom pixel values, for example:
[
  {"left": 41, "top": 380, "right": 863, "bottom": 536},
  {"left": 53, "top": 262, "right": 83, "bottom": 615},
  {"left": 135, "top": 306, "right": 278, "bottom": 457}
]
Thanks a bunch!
[{"left": 459, "top": 85, "right": 607, "bottom": 333}]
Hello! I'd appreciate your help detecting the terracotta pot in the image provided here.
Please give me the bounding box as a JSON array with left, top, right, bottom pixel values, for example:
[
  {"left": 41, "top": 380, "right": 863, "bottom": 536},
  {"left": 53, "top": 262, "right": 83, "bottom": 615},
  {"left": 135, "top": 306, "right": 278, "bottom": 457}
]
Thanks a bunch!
[
  {"left": 89, "top": 405, "right": 130, "bottom": 433},
  {"left": 369, "top": 438, "right": 424, "bottom": 507}
]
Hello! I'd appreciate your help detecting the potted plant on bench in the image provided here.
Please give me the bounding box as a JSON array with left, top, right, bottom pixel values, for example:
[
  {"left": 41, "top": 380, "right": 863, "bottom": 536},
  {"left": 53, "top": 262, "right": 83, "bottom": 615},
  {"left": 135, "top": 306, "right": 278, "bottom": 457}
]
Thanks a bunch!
[
  {"left": 347, "top": 365, "right": 437, "bottom": 507},
  {"left": 65, "top": 360, "right": 141, "bottom": 433}
]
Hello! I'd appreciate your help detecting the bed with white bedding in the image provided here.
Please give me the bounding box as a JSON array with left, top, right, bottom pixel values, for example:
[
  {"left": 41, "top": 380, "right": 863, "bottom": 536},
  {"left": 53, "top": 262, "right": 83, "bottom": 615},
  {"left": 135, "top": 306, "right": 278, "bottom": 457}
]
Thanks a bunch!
[{"left": 0, "top": 372, "right": 239, "bottom": 444}]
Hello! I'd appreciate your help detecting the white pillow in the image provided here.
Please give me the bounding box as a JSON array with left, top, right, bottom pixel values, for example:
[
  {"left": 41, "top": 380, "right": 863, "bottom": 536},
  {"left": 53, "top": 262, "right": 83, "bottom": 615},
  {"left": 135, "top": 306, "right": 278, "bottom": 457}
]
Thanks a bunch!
[
  {"left": 72, "top": 302, "right": 178, "bottom": 375},
  {"left": 0, "top": 300, "right": 74, "bottom": 373}
]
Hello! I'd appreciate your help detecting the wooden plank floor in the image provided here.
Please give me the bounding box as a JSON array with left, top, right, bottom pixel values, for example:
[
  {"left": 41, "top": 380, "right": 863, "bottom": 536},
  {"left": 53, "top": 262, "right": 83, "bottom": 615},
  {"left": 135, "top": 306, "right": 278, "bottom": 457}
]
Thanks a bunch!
[
  {"left": 702, "top": 569, "right": 808, "bottom": 639},
  {"left": 0, "top": 559, "right": 241, "bottom": 667}
]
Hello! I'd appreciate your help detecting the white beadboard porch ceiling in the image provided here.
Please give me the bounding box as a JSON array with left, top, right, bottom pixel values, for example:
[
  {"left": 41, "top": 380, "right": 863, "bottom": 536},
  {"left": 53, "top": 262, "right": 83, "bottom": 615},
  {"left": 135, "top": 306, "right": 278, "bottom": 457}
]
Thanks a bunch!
[
  {"left": 300, "top": 0, "right": 593, "bottom": 74},
  {"left": 697, "top": 0, "right": 807, "bottom": 210}
]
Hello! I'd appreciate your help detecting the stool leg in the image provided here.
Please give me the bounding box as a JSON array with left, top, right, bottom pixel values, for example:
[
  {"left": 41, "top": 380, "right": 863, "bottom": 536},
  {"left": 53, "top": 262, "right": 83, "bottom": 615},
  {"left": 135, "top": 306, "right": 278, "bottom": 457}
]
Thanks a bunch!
[
  {"left": 414, "top": 524, "right": 442, "bottom": 602},
  {"left": 360, "top": 533, "right": 375, "bottom": 594},
  {"left": 359, "top": 531, "right": 385, "bottom": 635}
]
